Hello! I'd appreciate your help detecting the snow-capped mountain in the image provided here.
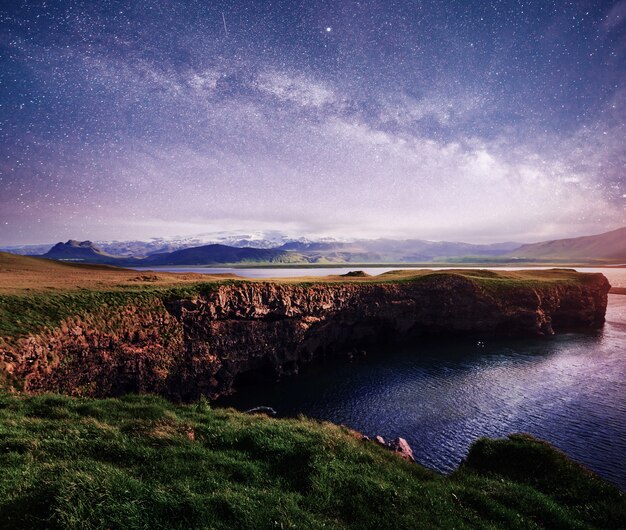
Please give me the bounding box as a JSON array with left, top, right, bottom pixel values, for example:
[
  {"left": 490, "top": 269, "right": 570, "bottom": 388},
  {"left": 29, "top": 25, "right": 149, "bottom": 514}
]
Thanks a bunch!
[{"left": 0, "top": 232, "right": 347, "bottom": 257}]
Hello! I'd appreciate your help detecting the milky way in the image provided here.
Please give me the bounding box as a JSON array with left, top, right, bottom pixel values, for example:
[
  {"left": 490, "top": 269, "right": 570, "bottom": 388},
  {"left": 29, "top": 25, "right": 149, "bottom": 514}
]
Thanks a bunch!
[{"left": 1, "top": 0, "right": 624, "bottom": 245}]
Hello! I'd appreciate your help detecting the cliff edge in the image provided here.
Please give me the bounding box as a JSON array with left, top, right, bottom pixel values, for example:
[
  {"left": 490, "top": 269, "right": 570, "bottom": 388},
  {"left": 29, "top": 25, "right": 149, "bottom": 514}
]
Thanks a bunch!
[{"left": 0, "top": 266, "right": 610, "bottom": 400}]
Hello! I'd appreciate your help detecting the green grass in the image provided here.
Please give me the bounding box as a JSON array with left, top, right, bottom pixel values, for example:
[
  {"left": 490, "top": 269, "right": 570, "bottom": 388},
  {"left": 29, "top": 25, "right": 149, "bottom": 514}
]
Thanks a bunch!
[
  {"left": 0, "top": 282, "right": 237, "bottom": 340},
  {"left": 0, "top": 394, "right": 623, "bottom": 529}
]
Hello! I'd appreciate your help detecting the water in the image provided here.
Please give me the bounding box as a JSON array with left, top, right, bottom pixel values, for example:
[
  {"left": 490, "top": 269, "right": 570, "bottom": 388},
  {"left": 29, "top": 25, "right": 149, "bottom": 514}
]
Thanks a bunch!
[
  {"left": 134, "top": 265, "right": 626, "bottom": 286},
  {"left": 133, "top": 266, "right": 404, "bottom": 277},
  {"left": 214, "top": 268, "right": 626, "bottom": 490}
]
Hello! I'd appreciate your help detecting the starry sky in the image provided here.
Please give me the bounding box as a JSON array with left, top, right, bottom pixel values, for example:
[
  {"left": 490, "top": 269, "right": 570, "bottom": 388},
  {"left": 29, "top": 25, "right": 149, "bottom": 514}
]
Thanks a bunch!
[{"left": 1, "top": 0, "right": 624, "bottom": 245}]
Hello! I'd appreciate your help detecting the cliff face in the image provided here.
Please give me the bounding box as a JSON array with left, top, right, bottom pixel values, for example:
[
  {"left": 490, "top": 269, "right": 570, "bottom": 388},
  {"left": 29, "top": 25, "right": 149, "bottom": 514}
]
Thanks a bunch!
[{"left": 1, "top": 273, "right": 610, "bottom": 401}]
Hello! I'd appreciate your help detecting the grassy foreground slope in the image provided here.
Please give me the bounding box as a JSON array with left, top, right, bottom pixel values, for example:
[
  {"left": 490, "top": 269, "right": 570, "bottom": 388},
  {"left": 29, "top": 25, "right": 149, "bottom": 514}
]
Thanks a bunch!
[{"left": 0, "top": 394, "right": 624, "bottom": 529}]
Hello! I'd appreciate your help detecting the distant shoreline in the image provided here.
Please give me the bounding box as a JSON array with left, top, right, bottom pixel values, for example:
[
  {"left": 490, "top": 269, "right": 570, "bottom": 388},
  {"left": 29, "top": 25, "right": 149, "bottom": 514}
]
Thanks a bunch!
[{"left": 134, "top": 262, "right": 626, "bottom": 270}]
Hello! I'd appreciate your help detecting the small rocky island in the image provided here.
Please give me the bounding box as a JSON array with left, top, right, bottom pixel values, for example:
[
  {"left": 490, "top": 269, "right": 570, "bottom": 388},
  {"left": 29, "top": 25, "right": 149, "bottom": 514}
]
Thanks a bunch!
[{"left": 0, "top": 258, "right": 610, "bottom": 401}]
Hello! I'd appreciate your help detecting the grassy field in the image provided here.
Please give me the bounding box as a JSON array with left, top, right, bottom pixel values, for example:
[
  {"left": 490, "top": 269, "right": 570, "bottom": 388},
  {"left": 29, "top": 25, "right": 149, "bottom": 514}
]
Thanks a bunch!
[
  {"left": 0, "top": 393, "right": 623, "bottom": 529},
  {"left": 0, "top": 252, "right": 235, "bottom": 294}
]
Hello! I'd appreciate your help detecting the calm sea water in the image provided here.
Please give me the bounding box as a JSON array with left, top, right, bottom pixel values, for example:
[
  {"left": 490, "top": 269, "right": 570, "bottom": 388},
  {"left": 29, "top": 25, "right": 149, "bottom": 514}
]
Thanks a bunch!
[
  {"left": 213, "top": 267, "right": 626, "bottom": 489},
  {"left": 133, "top": 265, "right": 626, "bottom": 286}
]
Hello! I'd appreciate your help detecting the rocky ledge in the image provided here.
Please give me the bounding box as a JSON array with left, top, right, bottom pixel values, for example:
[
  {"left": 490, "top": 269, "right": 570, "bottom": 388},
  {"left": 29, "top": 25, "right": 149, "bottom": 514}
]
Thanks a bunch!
[{"left": 1, "top": 271, "right": 610, "bottom": 400}]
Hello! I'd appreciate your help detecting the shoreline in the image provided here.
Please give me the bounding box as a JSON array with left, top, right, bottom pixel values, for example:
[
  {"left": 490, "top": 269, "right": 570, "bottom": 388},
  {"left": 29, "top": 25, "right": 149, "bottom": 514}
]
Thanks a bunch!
[{"left": 133, "top": 262, "right": 626, "bottom": 270}]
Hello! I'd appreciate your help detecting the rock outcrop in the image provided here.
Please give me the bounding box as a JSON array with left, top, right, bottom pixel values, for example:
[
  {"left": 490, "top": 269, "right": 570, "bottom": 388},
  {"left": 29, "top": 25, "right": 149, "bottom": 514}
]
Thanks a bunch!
[
  {"left": 0, "top": 272, "right": 610, "bottom": 401},
  {"left": 388, "top": 437, "right": 416, "bottom": 462}
]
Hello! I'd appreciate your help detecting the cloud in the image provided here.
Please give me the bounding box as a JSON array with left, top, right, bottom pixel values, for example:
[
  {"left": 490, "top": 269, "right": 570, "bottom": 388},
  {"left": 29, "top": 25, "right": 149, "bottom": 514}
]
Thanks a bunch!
[
  {"left": 66, "top": 109, "right": 618, "bottom": 244},
  {"left": 307, "top": 116, "right": 622, "bottom": 241},
  {"left": 375, "top": 91, "right": 487, "bottom": 130},
  {"left": 603, "top": 0, "right": 626, "bottom": 30},
  {"left": 186, "top": 69, "right": 221, "bottom": 92},
  {"left": 2, "top": 29, "right": 623, "bottom": 245},
  {"left": 255, "top": 70, "right": 338, "bottom": 109}
]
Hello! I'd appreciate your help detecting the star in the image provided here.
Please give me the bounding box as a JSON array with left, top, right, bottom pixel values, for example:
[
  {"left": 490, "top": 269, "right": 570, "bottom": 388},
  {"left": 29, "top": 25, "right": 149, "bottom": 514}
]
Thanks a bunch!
[{"left": 0, "top": 0, "right": 622, "bottom": 244}]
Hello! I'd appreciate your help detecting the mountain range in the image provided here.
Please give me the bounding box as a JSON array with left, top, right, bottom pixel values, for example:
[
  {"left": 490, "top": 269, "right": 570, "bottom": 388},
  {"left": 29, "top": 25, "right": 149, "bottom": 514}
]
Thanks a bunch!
[
  {"left": 0, "top": 231, "right": 327, "bottom": 257},
  {"left": 40, "top": 241, "right": 300, "bottom": 266},
  {"left": 15, "top": 226, "right": 624, "bottom": 266}
]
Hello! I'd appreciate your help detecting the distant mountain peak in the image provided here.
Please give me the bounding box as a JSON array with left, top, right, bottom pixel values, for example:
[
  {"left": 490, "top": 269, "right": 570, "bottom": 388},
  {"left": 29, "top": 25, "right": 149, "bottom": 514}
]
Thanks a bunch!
[
  {"left": 60, "top": 240, "right": 98, "bottom": 249},
  {"left": 44, "top": 240, "right": 112, "bottom": 262}
]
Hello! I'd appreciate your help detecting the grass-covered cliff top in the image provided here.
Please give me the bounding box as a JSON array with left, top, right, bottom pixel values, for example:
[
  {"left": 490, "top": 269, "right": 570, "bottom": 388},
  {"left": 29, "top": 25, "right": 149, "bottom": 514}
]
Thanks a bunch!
[
  {"left": 0, "top": 393, "right": 623, "bottom": 529},
  {"left": 0, "top": 252, "right": 606, "bottom": 340}
]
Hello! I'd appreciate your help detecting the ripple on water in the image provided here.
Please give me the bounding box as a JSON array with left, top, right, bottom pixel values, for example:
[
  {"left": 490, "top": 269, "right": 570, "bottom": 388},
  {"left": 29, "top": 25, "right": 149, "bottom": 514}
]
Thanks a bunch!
[{"left": 217, "top": 294, "right": 626, "bottom": 490}]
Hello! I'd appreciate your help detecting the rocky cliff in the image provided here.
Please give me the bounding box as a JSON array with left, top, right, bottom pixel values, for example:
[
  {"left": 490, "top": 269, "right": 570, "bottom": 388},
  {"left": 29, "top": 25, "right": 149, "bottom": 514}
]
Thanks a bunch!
[{"left": 1, "top": 272, "right": 610, "bottom": 400}]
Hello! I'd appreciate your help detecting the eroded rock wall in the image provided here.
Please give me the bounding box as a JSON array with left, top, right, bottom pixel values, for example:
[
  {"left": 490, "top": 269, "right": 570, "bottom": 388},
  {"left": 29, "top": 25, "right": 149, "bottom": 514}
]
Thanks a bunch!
[{"left": 0, "top": 273, "right": 610, "bottom": 400}]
